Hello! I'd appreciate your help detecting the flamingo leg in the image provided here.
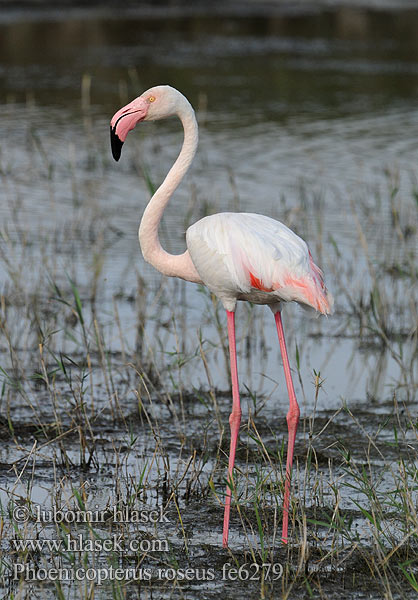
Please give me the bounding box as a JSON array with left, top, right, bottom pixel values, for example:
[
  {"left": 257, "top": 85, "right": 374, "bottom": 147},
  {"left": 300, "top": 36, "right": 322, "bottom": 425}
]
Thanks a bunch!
[
  {"left": 274, "top": 311, "right": 300, "bottom": 544},
  {"left": 222, "top": 310, "right": 242, "bottom": 548}
]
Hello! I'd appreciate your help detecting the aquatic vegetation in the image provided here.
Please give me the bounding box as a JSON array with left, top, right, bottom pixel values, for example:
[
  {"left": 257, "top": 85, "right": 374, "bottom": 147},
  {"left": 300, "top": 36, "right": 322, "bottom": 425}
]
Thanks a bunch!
[{"left": 0, "top": 6, "right": 417, "bottom": 599}]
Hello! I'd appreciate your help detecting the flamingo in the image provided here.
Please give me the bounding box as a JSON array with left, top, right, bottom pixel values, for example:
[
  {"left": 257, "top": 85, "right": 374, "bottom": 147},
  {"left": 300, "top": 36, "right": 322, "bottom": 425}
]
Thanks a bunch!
[{"left": 110, "top": 85, "right": 333, "bottom": 547}]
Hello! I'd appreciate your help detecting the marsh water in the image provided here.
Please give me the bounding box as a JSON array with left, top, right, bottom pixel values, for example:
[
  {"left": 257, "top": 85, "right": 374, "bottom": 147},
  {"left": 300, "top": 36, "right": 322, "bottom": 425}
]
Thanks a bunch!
[
  {"left": 0, "top": 4, "right": 417, "bottom": 599},
  {"left": 1, "top": 6, "right": 417, "bottom": 396}
]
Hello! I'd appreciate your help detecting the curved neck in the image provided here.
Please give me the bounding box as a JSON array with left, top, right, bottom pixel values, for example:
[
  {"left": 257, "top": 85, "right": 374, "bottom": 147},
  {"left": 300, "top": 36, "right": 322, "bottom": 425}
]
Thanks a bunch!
[{"left": 138, "top": 108, "right": 198, "bottom": 279}]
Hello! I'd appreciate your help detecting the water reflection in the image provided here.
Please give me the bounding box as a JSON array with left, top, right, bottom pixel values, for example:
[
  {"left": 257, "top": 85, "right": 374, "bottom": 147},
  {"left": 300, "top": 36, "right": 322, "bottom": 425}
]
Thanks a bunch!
[
  {"left": 0, "top": 6, "right": 416, "bottom": 403},
  {"left": 1, "top": 6, "right": 418, "bottom": 111}
]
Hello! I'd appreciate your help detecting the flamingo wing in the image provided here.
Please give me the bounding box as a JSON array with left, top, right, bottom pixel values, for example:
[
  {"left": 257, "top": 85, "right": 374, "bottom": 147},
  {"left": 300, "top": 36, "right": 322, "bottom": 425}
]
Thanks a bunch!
[{"left": 186, "top": 212, "right": 332, "bottom": 314}]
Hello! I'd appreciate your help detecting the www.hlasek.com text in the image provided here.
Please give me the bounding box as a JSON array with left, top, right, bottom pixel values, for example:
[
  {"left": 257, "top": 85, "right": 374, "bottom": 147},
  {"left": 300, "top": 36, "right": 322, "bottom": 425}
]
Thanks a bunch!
[{"left": 11, "top": 534, "right": 167, "bottom": 554}]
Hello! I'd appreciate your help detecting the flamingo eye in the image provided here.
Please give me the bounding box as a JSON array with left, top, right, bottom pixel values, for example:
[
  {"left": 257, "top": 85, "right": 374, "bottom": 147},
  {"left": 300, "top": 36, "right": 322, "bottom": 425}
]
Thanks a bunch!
[{"left": 148, "top": 96, "right": 156, "bottom": 103}]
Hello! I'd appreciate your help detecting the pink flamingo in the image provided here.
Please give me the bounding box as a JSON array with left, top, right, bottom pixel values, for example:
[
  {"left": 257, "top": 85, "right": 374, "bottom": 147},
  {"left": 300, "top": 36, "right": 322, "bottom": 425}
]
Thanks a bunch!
[{"left": 110, "top": 85, "right": 333, "bottom": 547}]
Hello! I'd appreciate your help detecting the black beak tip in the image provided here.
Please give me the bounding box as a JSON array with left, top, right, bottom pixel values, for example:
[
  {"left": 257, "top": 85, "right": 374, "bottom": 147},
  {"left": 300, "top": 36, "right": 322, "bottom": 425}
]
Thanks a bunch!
[{"left": 110, "top": 126, "right": 123, "bottom": 161}]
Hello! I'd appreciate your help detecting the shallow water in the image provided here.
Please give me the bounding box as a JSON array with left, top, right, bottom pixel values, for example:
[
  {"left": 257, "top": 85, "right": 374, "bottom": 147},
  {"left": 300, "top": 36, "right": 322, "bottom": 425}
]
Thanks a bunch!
[
  {"left": 0, "top": 5, "right": 417, "bottom": 599},
  {"left": 1, "top": 5, "right": 417, "bottom": 398}
]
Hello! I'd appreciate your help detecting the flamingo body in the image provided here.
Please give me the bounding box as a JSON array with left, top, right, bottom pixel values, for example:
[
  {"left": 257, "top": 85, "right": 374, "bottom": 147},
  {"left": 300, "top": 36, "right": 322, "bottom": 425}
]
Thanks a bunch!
[
  {"left": 186, "top": 211, "right": 332, "bottom": 314},
  {"left": 110, "top": 85, "right": 333, "bottom": 548}
]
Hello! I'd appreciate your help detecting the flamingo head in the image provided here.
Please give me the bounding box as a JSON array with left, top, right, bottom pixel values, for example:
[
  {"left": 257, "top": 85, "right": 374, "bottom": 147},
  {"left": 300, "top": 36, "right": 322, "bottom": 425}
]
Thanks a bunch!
[{"left": 110, "top": 85, "right": 190, "bottom": 161}]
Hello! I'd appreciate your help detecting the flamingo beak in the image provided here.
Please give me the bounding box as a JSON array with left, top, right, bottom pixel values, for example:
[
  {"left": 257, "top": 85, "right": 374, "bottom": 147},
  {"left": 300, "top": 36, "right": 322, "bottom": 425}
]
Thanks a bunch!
[{"left": 110, "top": 97, "right": 149, "bottom": 161}]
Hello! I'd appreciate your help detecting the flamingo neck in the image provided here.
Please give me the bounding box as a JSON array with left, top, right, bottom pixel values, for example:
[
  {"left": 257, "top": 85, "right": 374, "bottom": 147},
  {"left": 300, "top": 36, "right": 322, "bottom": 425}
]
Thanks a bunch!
[{"left": 138, "top": 106, "right": 200, "bottom": 281}]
